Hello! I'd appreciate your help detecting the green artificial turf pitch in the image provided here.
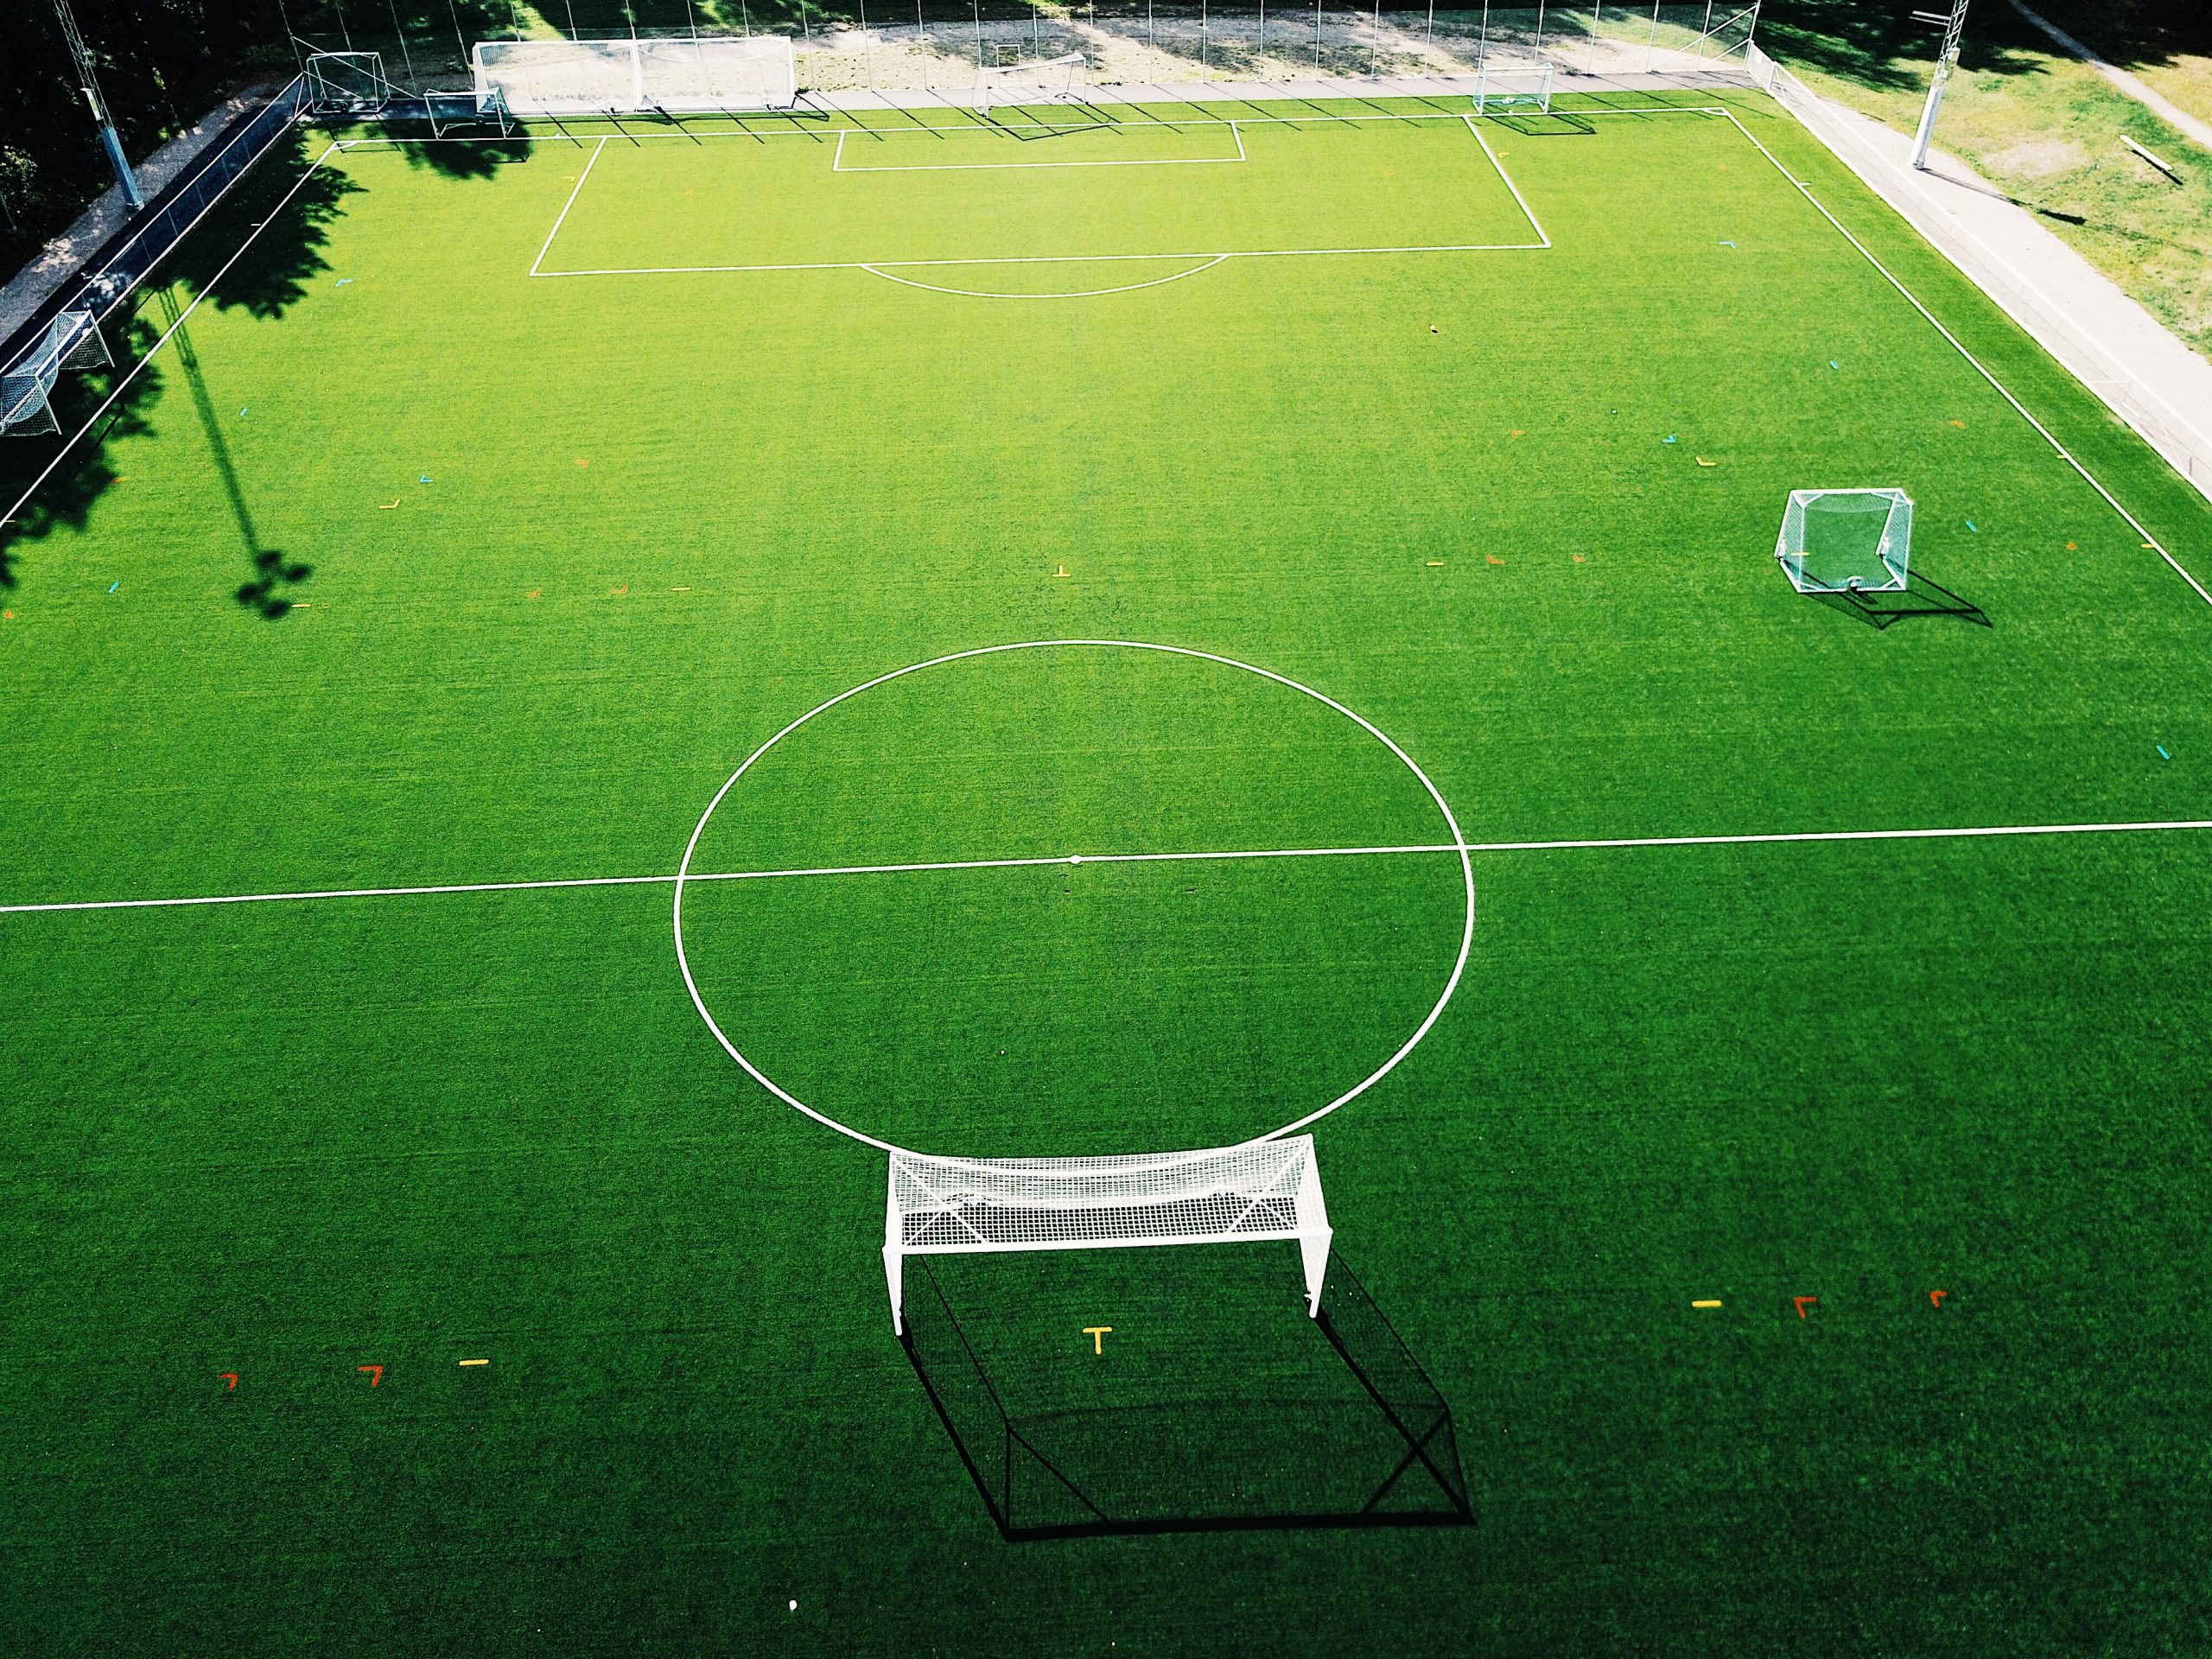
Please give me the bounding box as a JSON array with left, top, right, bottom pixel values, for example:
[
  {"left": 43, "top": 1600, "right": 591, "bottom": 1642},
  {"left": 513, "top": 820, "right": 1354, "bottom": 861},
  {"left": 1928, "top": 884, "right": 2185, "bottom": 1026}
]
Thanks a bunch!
[{"left": 2, "top": 90, "right": 2209, "bottom": 1653}]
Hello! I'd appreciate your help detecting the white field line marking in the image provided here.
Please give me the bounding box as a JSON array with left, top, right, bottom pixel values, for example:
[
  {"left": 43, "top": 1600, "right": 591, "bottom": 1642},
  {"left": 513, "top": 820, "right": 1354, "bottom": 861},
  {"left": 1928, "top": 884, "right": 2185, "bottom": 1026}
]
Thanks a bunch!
[
  {"left": 831, "top": 121, "right": 1247, "bottom": 171},
  {"left": 670, "top": 639, "right": 1478, "bottom": 1154},
  {"left": 0, "top": 140, "right": 343, "bottom": 538},
  {"left": 531, "top": 113, "right": 1537, "bottom": 276},
  {"left": 525, "top": 98, "right": 2207, "bottom": 610},
  {"left": 1463, "top": 113, "right": 1552, "bottom": 247},
  {"left": 1707, "top": 105, "right": 2212, "bottom": 610},
  {"left": 858, "top": 254, "right": 1230, "bottom": 298},
  {"left": 534, "top": 238, "right": 1548, "bottom": 276},
  {"left": 9, "top": 817, "right": 2212, "bottom": 919},
  {"left": 529, "top": 135, "right": 608, "bottom": 277}
]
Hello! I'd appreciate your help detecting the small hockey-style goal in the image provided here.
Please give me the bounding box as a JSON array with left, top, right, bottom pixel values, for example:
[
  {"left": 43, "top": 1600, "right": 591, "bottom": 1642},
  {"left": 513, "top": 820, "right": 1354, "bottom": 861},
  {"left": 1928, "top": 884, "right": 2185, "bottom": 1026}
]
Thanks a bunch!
[{"left": 885, "top": 1136, "right": 1332, "bottom": 1334}]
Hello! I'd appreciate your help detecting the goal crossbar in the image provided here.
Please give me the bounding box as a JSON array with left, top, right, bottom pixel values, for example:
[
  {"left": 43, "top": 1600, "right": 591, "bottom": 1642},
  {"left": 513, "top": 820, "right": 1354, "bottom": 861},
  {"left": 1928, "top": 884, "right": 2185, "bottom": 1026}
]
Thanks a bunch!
[{"left": 885, "top": 1135, "right": 1332, "bottom": 1334}]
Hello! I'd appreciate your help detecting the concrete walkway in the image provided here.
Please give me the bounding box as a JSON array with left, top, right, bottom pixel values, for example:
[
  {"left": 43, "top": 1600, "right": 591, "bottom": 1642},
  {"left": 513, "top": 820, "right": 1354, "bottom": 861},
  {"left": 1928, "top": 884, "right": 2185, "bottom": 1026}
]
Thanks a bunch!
[
  {"left": 2007, "top": 0, "right": 2212, "bottom": 156},
  {"left": 1756, "top": 53, "right": 2212, "bottom": 512}
]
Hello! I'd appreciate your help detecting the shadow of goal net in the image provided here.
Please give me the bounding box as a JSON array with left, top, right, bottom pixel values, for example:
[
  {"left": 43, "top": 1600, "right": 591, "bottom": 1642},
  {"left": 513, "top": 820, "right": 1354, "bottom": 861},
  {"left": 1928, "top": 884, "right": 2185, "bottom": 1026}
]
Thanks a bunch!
[{"left": 900, "top": 1243, "right": 1471, "bottom": 1538}]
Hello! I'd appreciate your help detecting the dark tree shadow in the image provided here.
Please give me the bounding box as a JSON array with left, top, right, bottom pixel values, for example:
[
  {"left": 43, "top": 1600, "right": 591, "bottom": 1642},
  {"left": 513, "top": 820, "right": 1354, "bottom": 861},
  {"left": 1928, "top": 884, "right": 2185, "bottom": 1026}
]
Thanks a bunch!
[
  {"left": 1758, "top": 0, "right": 2050, "bottom": 92},
  {"left": 0, "top": 122, "right": 358, "bottom": 593}
]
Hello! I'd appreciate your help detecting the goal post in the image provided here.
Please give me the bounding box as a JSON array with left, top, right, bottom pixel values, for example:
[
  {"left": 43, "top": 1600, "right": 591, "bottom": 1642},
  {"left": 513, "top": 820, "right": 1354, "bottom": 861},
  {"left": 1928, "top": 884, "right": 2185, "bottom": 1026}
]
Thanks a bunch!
[
  {"left": 1472, "top": 61, "right": 1554, "bottom": 114},
  {"left": 975, "top": 51, "right": 1084, "bottom": 115},
  {"left": 885, "top": 1136, "right": 1332, "bottom": 1336},
  {"left": 472, "top": 35, "right": 797, "bottom": 116},
  {"left": 2, "top": 310, "right": 111, "bottom": 437},
  {"left": 1775, "top": 487, "right": 1914, "bottom": 594}
]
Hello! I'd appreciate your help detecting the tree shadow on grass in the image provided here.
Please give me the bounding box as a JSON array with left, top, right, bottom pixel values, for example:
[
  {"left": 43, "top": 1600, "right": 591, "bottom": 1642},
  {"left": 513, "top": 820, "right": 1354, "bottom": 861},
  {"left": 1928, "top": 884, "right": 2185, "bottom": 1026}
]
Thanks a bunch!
[
  {"left": 1758, "top": 0, "right": 2050, "bottom": 94},
  {"left": 0, "top": 124, "right": 357, "bottom": 594}
]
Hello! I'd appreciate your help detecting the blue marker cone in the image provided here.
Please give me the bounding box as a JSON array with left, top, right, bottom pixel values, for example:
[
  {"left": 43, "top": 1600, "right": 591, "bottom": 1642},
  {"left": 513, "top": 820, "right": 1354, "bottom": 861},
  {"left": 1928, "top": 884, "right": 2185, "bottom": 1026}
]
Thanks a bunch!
[
  {"left": 2158, "top": 745, "right": 2171, "bottom": 760},
  {"left": 107, "top": 582, "right": 118, "bottom": 594}
]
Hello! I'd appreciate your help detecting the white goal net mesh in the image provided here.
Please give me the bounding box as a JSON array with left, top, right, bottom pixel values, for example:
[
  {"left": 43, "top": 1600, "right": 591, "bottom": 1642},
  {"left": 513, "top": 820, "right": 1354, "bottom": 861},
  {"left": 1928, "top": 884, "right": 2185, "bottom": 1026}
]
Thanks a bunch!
[
  {"left": 885, "top": 1135, "right": 1332, "bottom": 1332},
  {"left": 3, "top": 309, "right": 111, "bottom": 436},
  {"left": 1775, "top": 486, "right": 1913, "bottom": 594},
  {"left": 473, "top": 36, "right": 797, "bottom": 115},
  {"left": 975, "top": 51, "right": 1083, "bottom": 113},
  {"left": 1472, "top": 61, "right": 1554, "bottom": 114}
]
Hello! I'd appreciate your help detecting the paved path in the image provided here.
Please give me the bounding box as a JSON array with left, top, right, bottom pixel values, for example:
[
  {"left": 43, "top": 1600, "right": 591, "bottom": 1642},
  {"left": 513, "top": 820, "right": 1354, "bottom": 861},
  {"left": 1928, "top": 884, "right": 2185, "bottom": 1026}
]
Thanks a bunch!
[
  {"left": 2007, "top": 0, "right": 2212, "bottom": 156},
  {"left": 1758, "top": 53, "right": 2212, "bottom": 510}
]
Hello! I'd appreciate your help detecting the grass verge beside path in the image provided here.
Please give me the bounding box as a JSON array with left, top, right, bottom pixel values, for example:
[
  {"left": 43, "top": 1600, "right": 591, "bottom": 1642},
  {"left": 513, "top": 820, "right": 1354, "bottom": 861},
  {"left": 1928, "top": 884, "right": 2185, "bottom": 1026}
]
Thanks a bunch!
[{"left": 1764, "top": 0, "right": 2212, "bottom": 362}]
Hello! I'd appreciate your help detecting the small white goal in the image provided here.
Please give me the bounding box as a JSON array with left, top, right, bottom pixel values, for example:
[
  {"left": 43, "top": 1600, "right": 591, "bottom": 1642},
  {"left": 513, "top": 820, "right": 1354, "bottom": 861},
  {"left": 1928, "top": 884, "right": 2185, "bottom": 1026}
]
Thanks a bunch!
[
  {"left": 1472, "top": 61, "right": 1554, "bottom": 115},
  {"left": 472, "top": 35, "right": 798, "bottom": 116},
  {"left": 885, "top": 1136, "right": 1332, "bottom": 1334},
  {"left": 975, "top": 51, "right": 1084, "bottom": 115},
  {"left": 2, "top": 310, "right": 111, "bottom": 437}
]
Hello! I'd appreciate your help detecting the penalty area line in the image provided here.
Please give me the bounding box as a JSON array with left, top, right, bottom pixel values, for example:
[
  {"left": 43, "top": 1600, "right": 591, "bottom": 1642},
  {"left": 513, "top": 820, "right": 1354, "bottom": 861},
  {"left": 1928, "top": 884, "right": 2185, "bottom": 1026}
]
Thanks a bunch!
[{"left": 4, "top": 817, "right": 2212, "bottom": 917}]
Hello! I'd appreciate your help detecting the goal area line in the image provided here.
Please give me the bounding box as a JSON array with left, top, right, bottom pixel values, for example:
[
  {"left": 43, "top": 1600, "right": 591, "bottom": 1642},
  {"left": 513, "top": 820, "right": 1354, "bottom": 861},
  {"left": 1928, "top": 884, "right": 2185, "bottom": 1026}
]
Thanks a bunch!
[
  {"left": 524, "top": 116, "right": 1547, "bottom": 280},
  {"left": 6, "top": 817, "right": 2209, "bottom": 918}
]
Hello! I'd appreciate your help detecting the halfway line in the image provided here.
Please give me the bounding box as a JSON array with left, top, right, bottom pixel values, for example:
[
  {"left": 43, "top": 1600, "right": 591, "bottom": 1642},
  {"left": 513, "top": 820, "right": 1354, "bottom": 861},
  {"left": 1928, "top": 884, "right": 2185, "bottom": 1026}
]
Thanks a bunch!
[{"left": 3, "top": 817, "right": 2210, "bottom": 917}]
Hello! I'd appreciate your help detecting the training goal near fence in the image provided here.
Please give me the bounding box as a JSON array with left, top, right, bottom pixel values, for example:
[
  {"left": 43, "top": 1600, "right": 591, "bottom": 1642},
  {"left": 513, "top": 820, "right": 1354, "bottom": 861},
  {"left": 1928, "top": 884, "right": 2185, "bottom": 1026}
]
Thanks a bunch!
[
  {"left": 472, "top": 35, "right": 798, "bottom": 115},
  {"left": 884, "top": 1137, "right": 1332, "bottom": 1336},
  {"left": 1776, "top": 487, "right": 1914, "bottom": 594},
  {"left": 1472, "top": 62, "right": 1554, "bottom": 115},
  {"left": 975, "top": 52, "right": 1084, "bottom": 115}
]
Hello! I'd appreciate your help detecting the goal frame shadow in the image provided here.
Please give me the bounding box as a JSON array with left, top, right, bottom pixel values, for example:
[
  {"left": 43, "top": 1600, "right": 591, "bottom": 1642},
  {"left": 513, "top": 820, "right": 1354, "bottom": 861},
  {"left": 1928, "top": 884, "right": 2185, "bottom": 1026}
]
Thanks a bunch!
[{"left": 899, "top": 1248, "right": 1474, "bottom": 1541}]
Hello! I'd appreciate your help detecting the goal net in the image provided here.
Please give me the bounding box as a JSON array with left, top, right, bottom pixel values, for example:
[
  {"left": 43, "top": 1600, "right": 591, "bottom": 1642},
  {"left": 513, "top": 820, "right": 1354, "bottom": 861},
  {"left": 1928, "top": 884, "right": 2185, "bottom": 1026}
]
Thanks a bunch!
[
  {"left": 885, "top": 1136, "right": 1332, "bottom": 1335},
  {"left": 975, "top": 51, "right": 1084, "bottom": 115},
  {"left": 304, "top": 50, "right": 393, "bottom": 116},
  {"left": 2, "top": 310, "right": 111, "bottom": 437},
  {"left": 1775, "top": 487, "right": 1913, "bottom": 594},
  {"left": 472, "top": 35, "right": 798, "bottom": 116},
  {"left": 1472, "top": 61, "right": 1554, "bottom": 114}
]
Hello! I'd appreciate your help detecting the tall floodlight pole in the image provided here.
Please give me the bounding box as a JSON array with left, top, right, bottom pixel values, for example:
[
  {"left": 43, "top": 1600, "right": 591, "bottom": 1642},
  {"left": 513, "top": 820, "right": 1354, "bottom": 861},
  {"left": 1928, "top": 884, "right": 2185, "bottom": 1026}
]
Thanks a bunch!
[
  {"left": 52, "top": 0, "right": 144, "bottom": 209},
  {"left": 1910, "top": 0, "right": 1970, "bottom": 172}
]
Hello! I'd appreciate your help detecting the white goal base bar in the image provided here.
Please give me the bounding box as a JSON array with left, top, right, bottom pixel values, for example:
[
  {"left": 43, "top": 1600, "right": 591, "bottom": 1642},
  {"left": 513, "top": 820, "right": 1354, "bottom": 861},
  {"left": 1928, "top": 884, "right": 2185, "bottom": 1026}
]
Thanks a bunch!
[
  {"left": 885, "top": 1136, "right": 1332, "bottom": 1335},
  {"left": 473, "top": 35, "right": 798, "bottom": 116},
  {"left": 3, "top": 310, "right": 111, "bottom": 436}
]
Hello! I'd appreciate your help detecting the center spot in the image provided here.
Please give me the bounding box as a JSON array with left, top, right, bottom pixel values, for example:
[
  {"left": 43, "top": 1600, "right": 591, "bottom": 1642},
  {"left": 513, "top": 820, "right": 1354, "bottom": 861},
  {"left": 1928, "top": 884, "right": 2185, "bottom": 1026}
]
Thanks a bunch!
[{"left": 677, "top": 643, "right": 1468, "bottom": 1156}]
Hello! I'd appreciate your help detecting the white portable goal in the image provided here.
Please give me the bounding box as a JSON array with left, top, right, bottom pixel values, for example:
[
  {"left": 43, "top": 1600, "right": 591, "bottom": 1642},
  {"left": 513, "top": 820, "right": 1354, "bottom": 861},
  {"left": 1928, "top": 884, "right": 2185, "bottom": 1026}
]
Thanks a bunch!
[
  {"left": 885, "top": 1136, "right": 1332, "bottom": 1335},
  {"left": 1471, "top": 61, "right": 1554, "bottom": 115},
  {"left": 424, "top": 86, "right": 514, "bottom": 137},
  {"left": 975, "top": 51, "right": 1084, "bottom": 115},
  {"left": 1776, "top": 487, "right": 1914, "bottom": 594},
  {"left": 472, "top": 35, "right": 798, "bottom": 116},
  {"left": 2, "top": 310, "right": 111, "bottom": 437},
  {"left": 303, "top": 50, "right": 393, "bottom": 115}
]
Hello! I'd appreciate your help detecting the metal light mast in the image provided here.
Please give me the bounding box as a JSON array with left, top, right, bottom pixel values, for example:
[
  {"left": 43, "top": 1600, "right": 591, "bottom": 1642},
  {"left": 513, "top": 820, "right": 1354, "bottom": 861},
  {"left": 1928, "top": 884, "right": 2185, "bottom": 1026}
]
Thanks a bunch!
[
  {"left": 52, "top": 0, "right": 146, "bottom": 209},
  {"left": 1910, "top": 0, "right": 1971, "bottom": 172}
]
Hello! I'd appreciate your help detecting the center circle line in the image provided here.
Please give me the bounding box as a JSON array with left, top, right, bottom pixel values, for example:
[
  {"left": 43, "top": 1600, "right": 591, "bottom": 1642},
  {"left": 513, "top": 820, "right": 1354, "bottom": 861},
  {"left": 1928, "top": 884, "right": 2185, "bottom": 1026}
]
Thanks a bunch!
[{"left": 671, "top": 639, "right": 1474, "bottom": 1158}]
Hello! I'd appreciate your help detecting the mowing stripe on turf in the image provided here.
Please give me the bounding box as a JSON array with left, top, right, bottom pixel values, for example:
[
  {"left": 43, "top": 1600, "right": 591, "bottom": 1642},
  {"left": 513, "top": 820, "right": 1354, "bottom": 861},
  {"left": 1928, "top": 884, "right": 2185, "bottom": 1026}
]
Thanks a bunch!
[{"left": 6, "top": 818, "right": 2211, "bottom": 917}]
